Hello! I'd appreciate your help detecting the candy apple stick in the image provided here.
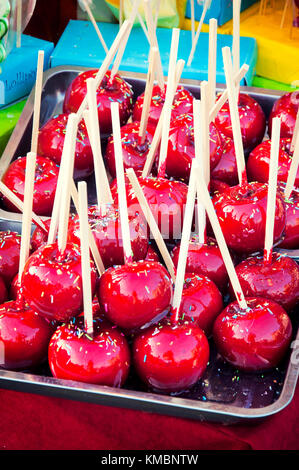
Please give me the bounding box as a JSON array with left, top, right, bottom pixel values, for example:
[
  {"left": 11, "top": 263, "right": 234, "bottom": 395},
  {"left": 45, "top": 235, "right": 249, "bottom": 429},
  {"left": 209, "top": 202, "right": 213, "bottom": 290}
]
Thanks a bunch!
[
  {"left": 126, "top": 168, "right": 176, "bottom": 282},
  {"left": 144, "top": 0, "right": 164, "bottom": 90},
  {"left": 209, "top": 63, "right": 249, "bottom": 123},
  {"left": 142, "top": 59, "right": 185, "bottom": 177},
  {"left": 16, "top": 0, "right": 22, "bottom": 48},
  {"left": 70, "top": 180, "right": 105, "bottom": 275},
  {"left": 57, "top": 114, "right": 79, "bottom": 255},
  {"left": 264, "top": 117, "right": 281, "bottom": 264},
  {"left": 195, "top": 168, "right": 248, "bottom": 310},
  {"left": 233, "top": 0, "right": 241, "bottom": 96},
  {"left": 187, "top": 0, "right": 211, "bottom": 67},
  {"left": 158, "top": 28, "right": 180, "bottom": 178},
  {"left": 193, "top": 98, "right": 206, "bottom": 244},
  {"left": 200, "top": 81, "right": 210, "bottom": 186},
  {"left": 172, "top": 161, "right": 199, "bottom": 322},
  {"left": 128, "top": 0, "right": 150, "bottom": 43},
  {"left": 222, "top": 47, "right": 247, "bottom": 185},
  {"left": 84, "top": 76, "right": 113, "bottom": 207},
  {"left": 154, "top": 0, "right": 161, "bottom": 30},
  {"left": 119, "top": 0, "right": 123, "bottom": 27},
  {"left": 76, "top": 19, "right": 131, "bottom": 118},
  {"left": 138, "top": 47, "right": 158, "bottom": 143},
  {"left": 82, "top": 0, "right": 108, "bottom": 54},
  {"left": 31, "top": 51, "right": 44, "bottom": 155},
  {"left": 111, "top": 102, "right": 133, "bottom": 264},
  {"left": 190, "top": 0, "right": 195, "bottom": 44},
  {"left": 208, "top": 18, "right": 217, "bottom": 109},
  {"left": 285, "top": 130, "right": 299, "bottom": 199},
  {"left": 18, "top": 152, "right": 36, "bottom": 282},
  {"left": 78, "top": 181, "right": 94, "bottom": 336},
  {"left": 0, "top": 181, "right": 46, "bottom": 231},
  {"left": 291, "top": 109, "right": 299, "bottom": 152}
]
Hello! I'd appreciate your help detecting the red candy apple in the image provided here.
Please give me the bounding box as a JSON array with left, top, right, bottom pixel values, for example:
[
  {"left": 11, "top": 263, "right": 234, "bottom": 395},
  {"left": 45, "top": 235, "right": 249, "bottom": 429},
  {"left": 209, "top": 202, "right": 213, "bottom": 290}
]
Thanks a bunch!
[
  {"left": 211, "top": 136, "right": 239, "bottom": 187},
  {"left": 278, "top": 185, "right": 299, "bottom": 249},
  {"left": 0, "top": 300, "right": 53, "bottom": 370},
  {"left": 0, "top": 231, "right": 21, "bottom": 286},
  {"left": 171, "top": 236, "right": 228, "bottom": 292},
  {"left": 215, "top": 93, "right": 266, "bottom": 153},
  {"left": 0, "top": 276, "right": 7, "bottom": 304},
  {"left": 248, "top": 138, "right": 299, "bottom": 188},
  {"left": 268, "top": 91, "right": 299, "bottom": 138},
  {"left": 212, "top": 182, "right": 286, "bottom": 254},
  {"left": 68, "top": 204, "right": 148, "bottom": 268},
  {"left": 2, "top": 155, "right": 59, "bottom": 216},
  {"left": 97, "top": 260, "right": 173, "bottom": 332},
  {"left": 165, "top": 113, "right": 222, "bottom": 182},
  {"left": 132, "top": 84, "right": 194, "bottom": 128},
  {"left": 178, "top": 273, "right": 223, "bottom": 336},
  {"left": 48, "top": 316, "right": 130, "bottom": 386},
  {"left": 144, "top": 244, "right": 160, "bottom": 262},
  {"left": 133, "top": 319, "right": 209, "bottom": 392},
  {"left": 213, "top": 297, "right": 292, "bottom": 371},
  {"left": 231, "top": 253, "right": 299, "bottom": 312},
  {"left": 38, "top": 114, "right": 94, "bottom": 179},
  {"left": 105, "top": 121, "right": 157, "bottom": 177},
  {"left": 21, "top": 242, "right": 97, "bottom": 322},
  {"left": 63, "top": 69, "right": 133, "bottom": 134}
]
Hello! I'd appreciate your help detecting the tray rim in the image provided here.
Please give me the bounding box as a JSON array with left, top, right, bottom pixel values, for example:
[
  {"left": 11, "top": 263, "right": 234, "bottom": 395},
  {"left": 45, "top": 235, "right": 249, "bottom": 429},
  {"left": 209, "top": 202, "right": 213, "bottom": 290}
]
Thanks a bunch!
[{"left": 0, "top": 65, "right": 298, "bottom": 423}]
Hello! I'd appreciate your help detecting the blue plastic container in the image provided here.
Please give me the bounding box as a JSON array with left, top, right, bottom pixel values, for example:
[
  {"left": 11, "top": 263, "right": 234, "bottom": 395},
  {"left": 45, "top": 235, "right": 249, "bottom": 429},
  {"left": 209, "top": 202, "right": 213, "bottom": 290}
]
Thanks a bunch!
[{"left": 51, "top": 20, "right": 257, "bottom": 86}]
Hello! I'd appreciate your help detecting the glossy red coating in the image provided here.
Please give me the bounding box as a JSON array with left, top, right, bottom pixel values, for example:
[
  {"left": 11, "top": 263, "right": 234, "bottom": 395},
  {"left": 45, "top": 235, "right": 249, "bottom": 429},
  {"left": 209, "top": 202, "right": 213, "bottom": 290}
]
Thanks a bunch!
[
  {"left": 278, "top": 185, "right": 299, "bottom": 249},
  {"left": 37, "top": 113, "right": 94, "bottom": 179},
  {"left": 21, "top": 242, "right": 97, "bottom": 322},
  {"left": 63, "top": 70, "right": 133, "bottom": 134},
  {"left": 0, "top": 231, "right": 21, "bottom": 286},
  {"left": 171, "top": 236, "right": 228, "bottom": 292},
  {"left": 212, "top": 182, "right": 286, "bottom": 254},
  {"left": 268, "top": 91, "right": 299, "bottom": 138},
  {"left": 231, "top": 253, "right": 299, "bottom": 312},
  {"left": 2, "top": 155, "right": 59, "bottom": 216},
  {"left": 0, "top": 300, "right": 53, "bottom": 370},
  {"left": 105, "top": 121, "right": 157, "bottom": 177},
  {"left": 211, "top": 136, "right": 239, "bottom": 186},
  {"left": 31, "top": 218, "right": 51, "bottom": 252},
  {"left": 165, "top": 114, "right": 222, "bottom": 182},
  {"left": 248, "top": 138, "right": 299, "bottom": 188},
  {"left": 110, "top": 175, "right": 188, "bottom": 241},
  {"left": 97, "top": 260, "right": 173, "bottom": 331},
  {"left": 48, "top": 316, "right": 131, "bottom": 387},
  {"left": 179, "top": 273, "right": 223, "bottom": 336},
  {"left": 213, "top": 297, "right": 292, "bottom": 371},
  {"left": 0, "top": 276, "right": 8, "bottom": 304},
  {"left": 144, "top": 244, "right": 160, "bottom": 263},
  {"left": 215, "top": 93, "right": 266, "bottom": 153},
  {"left": 133, "top": 319, "right": 210, "bottom": 393},
  {"left": 132, "top": 84, "right": 194, "bottom": 128},
  {"left": 210, "top": 179, "right": 231, "bottom": 196},
  {"left": 68, "top": 204, "right": 148, "bottom": 268}
]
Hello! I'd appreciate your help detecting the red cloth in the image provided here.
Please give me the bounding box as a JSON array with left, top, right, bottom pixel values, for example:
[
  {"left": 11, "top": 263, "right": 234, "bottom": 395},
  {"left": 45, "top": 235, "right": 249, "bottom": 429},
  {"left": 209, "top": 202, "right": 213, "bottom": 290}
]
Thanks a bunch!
[{"left": 0, "top": 385, "right": 298, "bottom": 450}]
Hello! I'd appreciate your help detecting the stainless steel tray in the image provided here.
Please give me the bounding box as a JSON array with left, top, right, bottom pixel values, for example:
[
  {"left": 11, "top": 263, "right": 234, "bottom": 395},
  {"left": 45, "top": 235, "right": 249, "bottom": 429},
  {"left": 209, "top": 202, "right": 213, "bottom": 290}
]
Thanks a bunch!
[{"left": 0, "top": 66, "right": 298, "bottom": 424}]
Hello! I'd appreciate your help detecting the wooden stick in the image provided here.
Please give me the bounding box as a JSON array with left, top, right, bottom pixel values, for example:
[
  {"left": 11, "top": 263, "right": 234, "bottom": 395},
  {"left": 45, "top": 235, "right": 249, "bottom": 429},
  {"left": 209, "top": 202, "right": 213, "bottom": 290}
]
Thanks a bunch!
[
  {"left": 187, "top": 0, "right": 211, "bottom": 67},
  {"left": 57, "top": 114, "right": 79, "bottom": 254},
  {"left": 195, "top": 167, "right": 248, "bottom": 310},
  {"left": 82, "top": 0, "right": 108, "bottom": 54},
  {"left": 232, "top": 0, "right": 241, "bottom": 96},
  {"left": 142, "top": 59, "right": 185, "bottom": 177},
  {"left": 18, "top": 152, "right": 36, "bottom": 282},
  {"left": 193, "top": 99, "right": 206, "bottom": 244},
  {"left": 209, "top": 63, "right": 249, "bottom": 122},
  {"left": 128, "top": 0, "right": 150, "bottom": 43},
  {"left": 70, "top": 180, "right": 105, "bottom": 275},
  {"left": 0, "top": 181, "right": 46, "bottom": 232},
  {"left": 119, "top": 0, "right": 124, "bottom": 28},
  {"left": 291, "top": 109, "right": 299, "bottom": 152},
  {"left": 16, "top": 0, "right": 22, "bottom": 48},
  {"left": 280, "top": 0, "right": 291, "bottom": 29},
  {"left": 208, "top": 18, "right": 217, "bottom": 110},
  {"left": 200, "top": 81, "right": 210, "bottom": 187},
  {"left": 84, "top": 77, "right": 113, "bottom": 206},
  {"left": 76, "top": 19, "right": 131, "bottom": 119},
  {"left": 172, "top": 161, "right": 198, "bottom": 321},
  {"left": 111, "top": 102, "right": 133, "bottom": 263},
  {"left": 138, "top": 47, "right": 158, "bottom": 143},
  {"left": 158, "top": 28, "right": 180, "bottom": 178},
  {"left": 144, "top": 0, "right": 164, "bottom": 90},
  {"left": 222, "top": 47, "right": 247, "bottom": 185},
  {"left": 190, "top": 0, "right": 195, "bottom": 45},
  {"left": 31, "top": 51, "right": 44, "bottom": 155},
  {"left": 126, "top": 168, "right": 176, "bottom": 282},
  {"left": 154, "top": 0, "right": 161, "bottom": 30},
  {"left": 78, "top": 181, "right": 94, "bottom": 336},
  {"left": 264, "top": 117, "right": 281, "bottom": 264},
  {"left": 285, "top": 124, "right": 299, "bottom": 199}
]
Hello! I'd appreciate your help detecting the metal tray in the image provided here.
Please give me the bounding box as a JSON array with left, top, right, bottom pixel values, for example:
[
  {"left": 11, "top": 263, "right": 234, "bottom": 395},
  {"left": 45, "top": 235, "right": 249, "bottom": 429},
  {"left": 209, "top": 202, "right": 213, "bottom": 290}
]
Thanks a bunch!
[{"left": 0, "top": 66, "right": 298, "bottom": 424}]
